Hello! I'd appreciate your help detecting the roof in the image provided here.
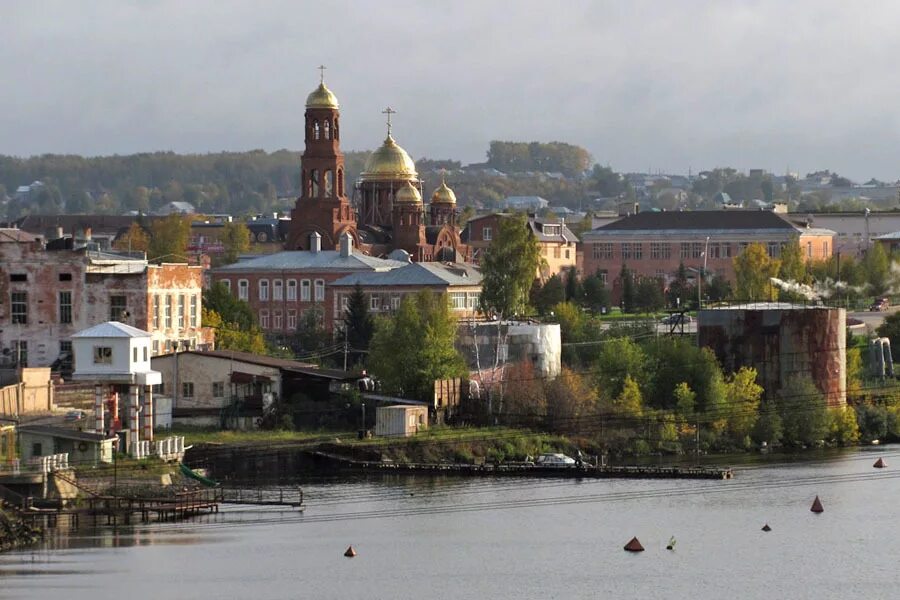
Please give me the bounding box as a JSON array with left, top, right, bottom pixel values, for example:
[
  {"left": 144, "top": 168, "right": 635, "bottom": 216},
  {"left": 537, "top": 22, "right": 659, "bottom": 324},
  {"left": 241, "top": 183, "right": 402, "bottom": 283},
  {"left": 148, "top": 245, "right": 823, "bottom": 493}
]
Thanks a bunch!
[
  {"left": 72, "top": 321, "right": 151, "bottom": 339},
  {"left": 330, "top": 261, "right": 482, "bottom": 287},
  {"left": 152, "top": 349, "right": 358, "bottom": 380},
  {"left": 876, "top": 231, "right": 900, "bottom": 240},
  {"left": 213, "top": 250, "right": 407, "bottom": 273},
  {"left": 0, "top": 228, "right": 38, "bottom": 243},
  {"left": 700, "top": 302, "right": 833, "bottom": 311},
  {"left": 528, "top": 218, "right": 579, "bottom": 243},
  {"left": 18, "top": 425, "right": 114, "bottom": 443},
  {"left": 584, "top": 211, "right": 802, "bottom": 237}
]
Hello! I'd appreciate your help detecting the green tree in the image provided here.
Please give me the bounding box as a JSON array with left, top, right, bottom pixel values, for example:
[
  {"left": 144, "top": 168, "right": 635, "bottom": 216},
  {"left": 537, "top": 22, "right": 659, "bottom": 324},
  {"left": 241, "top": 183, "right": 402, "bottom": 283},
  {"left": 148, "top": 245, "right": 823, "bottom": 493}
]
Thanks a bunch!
[
  {"left": 723, "top": 367, "right": 763, "bottom": 446},
  {"left": 673, "top": 382, "right": 696, "bottom": 417},
  {"left": 113, "top": 222, "right": 150, "bottom": 254},
  {"left": 479, "top": 213, "right": 543, "bottom": 317},
  {"left": 827, "top": 406, "right": 860, "bottom": 445},
  {"left": 733, "top": 242, "right": 781, "bottom": 301},
  {"left": 778, "top": 375, "right": 828, "bottom": 447},
  {"left": 877, "top": 311, "right": 900, "bottom": 343},
  {"left": 612, "top": 375, "right": 643, "bottom": 418},
  {"left": 582, "top": 272, "right": 610, "bottom": 312},
  {"left": 862, "top": 242, "right": 891, "bottom": 295},
  {"left": 564, "top": 266, "right": 583, "bottom": 303},
  {"left": 596, "top": 337, "right": 647, "bottom": 399},
  {"left": 531, "top": 274, "right": 565, "bottom": 315},
  {"left": 369, "top": 290, "right": 467, "bottom": 400},
  {"left": 148, "top": 213, "right": 191, "bottom": 261},
  {"left": 203, "top": 282, "right": 254, "bottom": 329},
  {"left": 752, "top": 399, "right": 783, "bottom": 446},
  {"left": 220, "top": 221, "right": 251, "bottom": 265},
  {"left": 620, "top": 265, "right": 635, "bottom": 312},
  {"left": 634, "top": 278, "right": 665, "bottom": 312},
  {"left": 202, "top": 308, "right": 267, "bottom": 355},
  {"left": 294, "top": 307, "right": 331, "bottom": 355},
  {"left": 343, "top": 284, "right": 374, "bottom": 366},
  {"left": 666, "top": 263, "right": 694, "bottom": 308}
]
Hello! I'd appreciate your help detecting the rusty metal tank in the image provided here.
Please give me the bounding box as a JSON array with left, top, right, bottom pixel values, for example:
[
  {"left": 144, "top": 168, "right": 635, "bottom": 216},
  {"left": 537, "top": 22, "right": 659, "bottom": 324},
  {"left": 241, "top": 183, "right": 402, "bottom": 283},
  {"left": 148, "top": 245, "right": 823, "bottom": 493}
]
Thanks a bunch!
[{"left": 698, "top": 303, "right": 846, "bottom": 407}]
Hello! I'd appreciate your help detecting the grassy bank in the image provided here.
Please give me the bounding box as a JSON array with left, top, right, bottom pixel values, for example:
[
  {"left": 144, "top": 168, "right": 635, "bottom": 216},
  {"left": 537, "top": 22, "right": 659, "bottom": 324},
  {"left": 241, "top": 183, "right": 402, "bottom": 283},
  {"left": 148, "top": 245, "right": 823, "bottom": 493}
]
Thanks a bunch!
[{"left": 173, "top": 426, "right": 353, "bottom": 447}]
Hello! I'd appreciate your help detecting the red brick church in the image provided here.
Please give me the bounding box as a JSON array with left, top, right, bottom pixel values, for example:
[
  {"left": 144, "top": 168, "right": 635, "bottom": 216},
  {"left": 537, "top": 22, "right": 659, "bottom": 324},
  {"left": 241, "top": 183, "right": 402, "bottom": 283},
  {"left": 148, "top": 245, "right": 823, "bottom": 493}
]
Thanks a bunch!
[{"left": 287, "top": 71, "right": 469, "bottom": 262}]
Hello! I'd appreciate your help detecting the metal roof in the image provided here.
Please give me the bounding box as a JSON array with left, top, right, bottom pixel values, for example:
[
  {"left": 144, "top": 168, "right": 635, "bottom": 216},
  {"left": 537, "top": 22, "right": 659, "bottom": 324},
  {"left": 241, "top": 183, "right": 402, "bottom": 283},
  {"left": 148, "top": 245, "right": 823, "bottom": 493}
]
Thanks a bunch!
[
  {"left": 72, "top": 321, "right": 151, "bottom": 338},
  {"left": 213, "top": 250, "right": 407, "bottom": 273},
  {"left": 590, "top": 210, "right": 797, "bottom": 231},
  {"left": 152, "top": 349, "right": 358, "bottom": 380},
  {"left": 330, "top": 262, "right": 482, "bottom": 287},
  {"left": 18, "top": 425, "right": 115, "bottom": 443}
]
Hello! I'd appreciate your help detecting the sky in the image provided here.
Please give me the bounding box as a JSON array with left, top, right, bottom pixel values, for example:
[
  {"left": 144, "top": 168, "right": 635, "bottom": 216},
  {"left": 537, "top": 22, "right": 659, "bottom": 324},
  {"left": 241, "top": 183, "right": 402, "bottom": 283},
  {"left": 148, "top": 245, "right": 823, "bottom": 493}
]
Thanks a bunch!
[{"left": 3, "top": 1, "right": 900, "bottom": 181}]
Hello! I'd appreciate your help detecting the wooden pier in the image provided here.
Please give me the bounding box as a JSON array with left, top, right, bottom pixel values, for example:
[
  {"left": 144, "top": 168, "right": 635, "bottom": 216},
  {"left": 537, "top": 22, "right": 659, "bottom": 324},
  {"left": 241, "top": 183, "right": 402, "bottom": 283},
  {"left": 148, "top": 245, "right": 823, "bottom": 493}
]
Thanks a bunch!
[{"left": 312, "top": 452, "right": 734, "bottom": 480}]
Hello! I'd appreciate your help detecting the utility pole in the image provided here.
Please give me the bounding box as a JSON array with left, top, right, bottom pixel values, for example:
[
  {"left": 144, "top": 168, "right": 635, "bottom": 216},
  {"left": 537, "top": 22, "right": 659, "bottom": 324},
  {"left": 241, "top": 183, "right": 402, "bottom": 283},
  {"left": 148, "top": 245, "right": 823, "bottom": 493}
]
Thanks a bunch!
[
  {"left": 698, "top": 236, "right": 710, "bottom": 310},
  {"left": 343, "top": 327, "right": 349, "bottom": 371}
]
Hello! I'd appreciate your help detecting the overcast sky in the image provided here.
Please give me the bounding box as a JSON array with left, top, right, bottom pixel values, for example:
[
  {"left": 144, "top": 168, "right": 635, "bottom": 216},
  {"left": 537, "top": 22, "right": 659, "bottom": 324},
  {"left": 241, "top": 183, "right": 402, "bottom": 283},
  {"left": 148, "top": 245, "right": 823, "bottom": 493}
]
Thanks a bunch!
[{"left": 3, "top": 1, "right": 900, "bottom": 180}]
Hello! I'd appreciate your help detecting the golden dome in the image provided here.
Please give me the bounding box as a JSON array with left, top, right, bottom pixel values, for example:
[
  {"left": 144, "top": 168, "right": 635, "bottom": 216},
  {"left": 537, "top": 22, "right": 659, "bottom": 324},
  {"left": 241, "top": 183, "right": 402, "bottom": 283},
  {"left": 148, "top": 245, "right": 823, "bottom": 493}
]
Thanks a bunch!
[
  {"left": 394, "top": 180, "right": 422, "bottom": 204},
  {"left": 305, "top": 82, "right": 339, "bottom": 109},
  {"left": 431, "top": 179, "right": 457, "bottom": 204},
  {"left": 361, "top": 135, "right": 418, "bottom": 181}
]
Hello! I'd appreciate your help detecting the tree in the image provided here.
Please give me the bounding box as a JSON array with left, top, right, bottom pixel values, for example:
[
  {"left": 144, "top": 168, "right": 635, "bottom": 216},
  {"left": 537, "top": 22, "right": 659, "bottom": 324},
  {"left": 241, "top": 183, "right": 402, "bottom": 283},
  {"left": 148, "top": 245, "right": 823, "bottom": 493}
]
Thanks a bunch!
[
  {"left": 612, "top": 375, "right": 643, "bottom": 418},
  {"left": 220, "top": 221, "right": 251, "bottom": 265},
  {"left": 752, "top": 399, "right": 783, "bottom": 446},
  {"left": 620, "top": 265, "right": 635, "bottom": 312},
  {"left": 545, "top": 368, "right": 598, "bottom": 434},
  {"left": 666, "top": 263, "right": 694, "bottom": 308},
  {"left": 564, "top": 266, "right": 582, "bottom": 303},
  {"left": 723, "top": 367, "right": 763, "bottom": 446},
  {"left": 148, "top": 213, "right": 191, "bottom": 261},
  {"left": 113, "top": 222, "right": 150, "bottom": 254},
  {"left": 582, "top": 272, "right": 610, "bottom": 312},
  {"left": 596, "top": 337, "right": 647, "bottom": 399},
  {"left": 877, "top": 311, "right": 900, "bottom": 343},
  {"left": 343, "top": 284, "right": 374, "bottom": 366},
  {"left": 294, "top": 307, "right": 331, "bottom": 356},
  {"left": 203, "top": 282, "right": 254, "bottom": 329},
  {"left": 531, "top": 274, "right": 565, "bottom": 315},
  {"left": 862, "top": 242, "right": 891, "bottom": 295},
  {"left": 673, "top": 382, "right": 696, "bottom": 418},
  {"left": 778, "top": 236, "right": 807, "bottom": 301},
  {"left": 479, "top": 213, "right": 543, "bottom": 317},
  {"left": 369, "top": 290, "right": 467, "bottom": 401},
  {"left": 778, "top": 375, "right": 828, "bottom": 447},
  {"left": 733, "top": 242, "right": 781, "bottom": 301},
  {"left": 202, "top": 308, "right": 267, "bottom": 355},
  {"left": 634, "top": 278, "right": 665, "bottom": 313},
  {"left": 827, "top": 406, "right": 860, "bottom": 445}
]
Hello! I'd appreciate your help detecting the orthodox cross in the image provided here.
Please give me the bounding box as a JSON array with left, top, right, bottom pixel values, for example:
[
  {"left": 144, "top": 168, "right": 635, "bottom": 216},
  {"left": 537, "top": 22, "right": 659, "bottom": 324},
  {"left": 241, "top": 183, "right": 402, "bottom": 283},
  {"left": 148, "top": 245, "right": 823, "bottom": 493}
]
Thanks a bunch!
[
  {"left": 318, "top": 64, "right": 326, "bottom": 84},
  {"left": 382, "top": 106, "right": 396, "bottom": 136}
]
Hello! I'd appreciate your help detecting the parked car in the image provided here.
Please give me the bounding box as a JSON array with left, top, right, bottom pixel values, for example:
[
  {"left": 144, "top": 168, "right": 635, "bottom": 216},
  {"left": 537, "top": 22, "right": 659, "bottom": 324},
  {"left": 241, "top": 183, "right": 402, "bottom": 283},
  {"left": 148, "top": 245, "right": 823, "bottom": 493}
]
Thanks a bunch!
[
  {"left": 870, "top": 297, "right": 889, "bottom": 312},
  {"left": 535, "top": 453, "right": 576, "bottom": 467},
  {"left": 64, "top": 410, "right": 85, "bottom": 422},
  {"left": 661, "top": 313, "right": 693, "bottom": 325}
]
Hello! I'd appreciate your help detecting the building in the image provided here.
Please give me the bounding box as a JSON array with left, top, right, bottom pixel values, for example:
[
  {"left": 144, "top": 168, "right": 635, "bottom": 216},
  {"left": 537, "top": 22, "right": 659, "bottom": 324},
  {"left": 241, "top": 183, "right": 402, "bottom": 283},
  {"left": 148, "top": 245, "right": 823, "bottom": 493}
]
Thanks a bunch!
[
  {"left": 0, "top": 368, "right": 55, "bottom": 416},
  {"left": 374, "top": 405, "right": 428, "bottom": 437},
  {"left": 464, "top": 213, "right": 578, "bottom": 279},
  {"left": 0, "top": 231, "right": 213, "bottom": 367},
  {"left": 581, "top": 211, "right": 835, "bottom": 301},
  {"left": 151, "top": 350, "right": 357, "bottom": 429},
  {"left": 155, "top": 201, "right": 196, "bottom": 216},
  {"left": 329, "top": 261, "right": 483, "bottom": 330},
  {"left": 210, "top": 232, "right": 408, "bottom": 335},
  {"left": 286, "top": 73, "right": 470, "bottom": 262},
  {"left": 502, "top": 196, "right": 549, "bottom": 211},
  {"left": 785, "top": 211, "right": 900, "bottom": 258},
  {"left": 17, "top": 425, "right": 115, "bottom": 466}
]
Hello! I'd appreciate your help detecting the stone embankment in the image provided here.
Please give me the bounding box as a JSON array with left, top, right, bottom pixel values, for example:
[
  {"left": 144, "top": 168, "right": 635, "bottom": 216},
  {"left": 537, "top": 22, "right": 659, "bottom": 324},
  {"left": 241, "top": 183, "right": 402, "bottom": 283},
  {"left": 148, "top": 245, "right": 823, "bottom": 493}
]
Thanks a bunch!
[{"left": 0, "top": 506, "right": 40, "bottom": 552}]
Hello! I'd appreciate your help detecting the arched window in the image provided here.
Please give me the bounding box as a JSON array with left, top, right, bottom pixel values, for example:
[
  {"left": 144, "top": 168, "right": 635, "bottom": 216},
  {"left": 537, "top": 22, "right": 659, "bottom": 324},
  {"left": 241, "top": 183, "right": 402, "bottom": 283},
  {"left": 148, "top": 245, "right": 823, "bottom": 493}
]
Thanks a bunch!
[
  {"left": 333, "top": 118, "right": 339, "bottom": 140},
  {"left": 324, "top": 170, "right": 334, "bottom": 197},
  {"left": 323, "top": 120, "right": 330, "bottom": 140},
  {"left": 301, "top": 170, "right": 307, "bottom": 196},
  {"left": 337, "top": 168, "right": 344, "bottom": 195},
  {"left": 311, "top": 169, "right": 319, "bottom": 197},
  {"left": 313, "top": 120, "right": 320, "bottom": 140}
]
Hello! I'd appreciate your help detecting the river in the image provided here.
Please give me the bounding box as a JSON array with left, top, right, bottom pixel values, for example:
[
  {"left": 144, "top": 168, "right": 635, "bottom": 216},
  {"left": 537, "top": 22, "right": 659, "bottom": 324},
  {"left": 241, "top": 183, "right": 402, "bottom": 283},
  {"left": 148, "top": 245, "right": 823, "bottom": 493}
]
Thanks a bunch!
[{"left": 2, "top": 447, "right": 899, "bottom": 600}]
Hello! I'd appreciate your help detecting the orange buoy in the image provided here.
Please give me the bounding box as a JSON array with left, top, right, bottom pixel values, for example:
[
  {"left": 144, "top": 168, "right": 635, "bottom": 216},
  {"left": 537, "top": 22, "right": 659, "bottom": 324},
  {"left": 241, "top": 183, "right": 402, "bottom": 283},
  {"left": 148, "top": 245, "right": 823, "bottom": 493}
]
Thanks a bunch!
[
  {"left": 624, "top": 537, "right": 644, "bottom": 552},
  {"left": 761, "top": 523, "right": 772, "bottom": 532},
  {"left": 810, "top": 496, "right": 824, "bottom": 513},
  {"left": 344, "top": 545, "right": 357, "bottom": 557},
  {"left": 873, "top": 457, "right": 886, "bottom": 469}
]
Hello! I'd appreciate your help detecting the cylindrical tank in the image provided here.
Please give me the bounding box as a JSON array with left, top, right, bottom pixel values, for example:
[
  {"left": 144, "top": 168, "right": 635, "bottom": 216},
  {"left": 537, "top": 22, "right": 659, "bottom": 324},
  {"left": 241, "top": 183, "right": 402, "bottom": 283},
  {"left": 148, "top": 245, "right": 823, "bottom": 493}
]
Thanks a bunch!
[{"left": 698, "top": 303, "right": 846, "bottom": 407}]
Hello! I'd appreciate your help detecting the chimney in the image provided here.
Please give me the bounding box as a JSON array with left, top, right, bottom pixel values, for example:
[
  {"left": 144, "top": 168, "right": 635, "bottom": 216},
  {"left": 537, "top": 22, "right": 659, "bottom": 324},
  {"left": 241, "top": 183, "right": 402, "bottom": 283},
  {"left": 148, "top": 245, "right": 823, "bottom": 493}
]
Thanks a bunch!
[
  {"left": 84, "top": 227, "right": 92, "bottom": 241},
  {"left": 55, "top": 226, "right": 64, "bottom": 240},
  {"left": 309, "top": 232, "right": 321, "bottom": 253},
  {"left": 340, "top": 232, "right": 353, "bottom": 258}
]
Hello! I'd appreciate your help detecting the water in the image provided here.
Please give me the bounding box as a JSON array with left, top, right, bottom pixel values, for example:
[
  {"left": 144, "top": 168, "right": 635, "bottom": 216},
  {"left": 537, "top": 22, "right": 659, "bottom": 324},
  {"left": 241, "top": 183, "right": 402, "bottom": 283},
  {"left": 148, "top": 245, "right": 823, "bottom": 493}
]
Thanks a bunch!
[{"left": 3, "top": 447, "right": 900, "bottom": 600}]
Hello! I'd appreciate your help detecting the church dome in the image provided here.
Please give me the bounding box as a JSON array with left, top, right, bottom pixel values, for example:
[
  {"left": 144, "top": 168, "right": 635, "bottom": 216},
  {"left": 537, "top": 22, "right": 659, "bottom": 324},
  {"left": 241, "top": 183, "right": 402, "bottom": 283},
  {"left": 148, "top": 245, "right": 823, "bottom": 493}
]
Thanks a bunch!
[
  {"left": 306, "top": 82, "right": 339, "bottom": 109},
  {"left": 361, "top": 135, "right": 418, "bottom": 181},
  {"left": 431, "top": 180, "right": 457, "bottom": 205},
  {"left": 394, "top": 180, "right": 422, "bottom": 204}
]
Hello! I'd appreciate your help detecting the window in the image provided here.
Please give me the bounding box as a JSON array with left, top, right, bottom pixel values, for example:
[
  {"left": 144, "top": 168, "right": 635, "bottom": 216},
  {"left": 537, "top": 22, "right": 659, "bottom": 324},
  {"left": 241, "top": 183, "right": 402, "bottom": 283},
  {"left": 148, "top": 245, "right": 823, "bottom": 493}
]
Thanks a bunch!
[
  {"left": 177, "top": 295, "right": 185, "bottom": 329},
  {"left": 633, "top": 243, "right": 643, "bottom": 260},
  {"left": 238, "top": 279, "right": 249, "bottom": 301},
  {"left": 190, "top": 295, "right": 198, "bottom": 327},
  {"left": 10, "top": 274, "right": 26, "bottom": 282},
  {"left": 482, "top": 227, "right": 492, "bottom": 241},
  {"left": 287, "top": 279, "right": 297, "bottom": 301},
  {"left": 807, "top": 241, "right": 813, "bottom": 258},
  {"left": 182, "top": 382, "right": 194, "bottom": 399},
  {"left": 591, "top": 242, "right": 613, "bottom": 260},
  {"left": 11, "top": 292, "right": 27, "bottom": 324},
  {"left": 143, "top": 346, "right": 148, "bottom": 362},
  {"left": 273, "top": 310, "right": 283, "bottom": 330},
  {"left": 287, "top": 309, "right": 297, "bottom": 329},
  {"left": 109, "top": 295, "right": 127, "bottom": 321},
  {"left": 722, "top": 243, "right": 732, "bottom": 258},
  {"left": 391, "top": 295, "right": 401, "bottom": 310},
  {"left": 692, "top": 243, "right": 704, "bottom": 258},
  {"left": 650, "top": 242, "right": 670, "bottom": 260},
  {"left": 133, "top": 347, "right": 138, "bottom": 362},
  {"left": 340, "top": 296, "right": 350, "bottom": 312},
  {"left": 212, "top": 382, "right": 225, "bottom": 398},
  {"left": 221, "top": 279, "right": 231, "bottom": 293},
  {"left": 543, "top": 224, "right": 560, "bottom": 236},
  {"left": 553, "top": 246, "right": 561, "bottom": 259},
  {"left": 58, "top": 273, "right": 72, "bottom": 282},
  {"left": 13, "top": 340, "right": 27, "bottom": 367},
  {"left": 259, "top": 310, "right": 269, "bottom": 329},
  {"left": 450, "top": 292, "right": 467, "bottom": 310},
  {"left": 93, "top": 346, "right": 113, "bottom": 364},
  {"left": 164, "top": 296, "right": 172, "bottom": 329},
  {"left": 259, "top": 279, "right": 269, "bottom": 301},
  {"left": 823, "top": 241, "right": 828, "bottom": 256},
  {"left": 314, "top": 279, "right": 325, "bottom": 302},
  {"left": 300, "top": 279, "right": 311, "bottom": 301},
  {"left": 60, "top": 341, "right": 72, "bottom": 357},
  {"left": 273, "top": 280, "right": 283, "bottom": 301},
  {"left": 32, "top": 443, "right": 42, "bottom": 458},
  {"left": 153, "top": 295, "right": 161, "bottom": 330},
  {"left": 599, "top": 271, "right": 608, "bottom": 285},
  {"left": 152, "top": 340, "right": 159, "bottom": 355},
  {"left": 768, "top": 242, "right": 780, "bottom": 258},
  {"left": 59, "top": 291, "right": 72, "bottom": 324},
  {"left": 681, "top": 242, "right": 692, "bottom": 259},
  {"left": 370, "top": 296, "right": 381, "bottom": 311},
  {"left": 621, "top": 243, "right": 633, "bottom": 260}
]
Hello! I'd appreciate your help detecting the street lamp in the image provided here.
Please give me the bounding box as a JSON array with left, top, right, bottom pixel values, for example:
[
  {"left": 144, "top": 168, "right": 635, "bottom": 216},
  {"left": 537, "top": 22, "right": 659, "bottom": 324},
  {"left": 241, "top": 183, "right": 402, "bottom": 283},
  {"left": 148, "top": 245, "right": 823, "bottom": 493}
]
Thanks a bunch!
[{"left": 698, "top": 236, "right": 710, "bottom": 310}]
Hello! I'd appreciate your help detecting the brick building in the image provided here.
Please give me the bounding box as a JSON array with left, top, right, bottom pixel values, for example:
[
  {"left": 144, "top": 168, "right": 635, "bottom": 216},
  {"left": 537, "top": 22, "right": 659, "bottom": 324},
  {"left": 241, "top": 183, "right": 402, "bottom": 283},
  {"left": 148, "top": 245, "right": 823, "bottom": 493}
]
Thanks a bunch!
[
  {"left": 0, "top": 229, "right": 212, "bottom": 368},
  {"left": 581, "top": 211, "right": 835, "bottom": 301},
  {"left": 464, "top": 213, "right": 578, "bottom": 280}
]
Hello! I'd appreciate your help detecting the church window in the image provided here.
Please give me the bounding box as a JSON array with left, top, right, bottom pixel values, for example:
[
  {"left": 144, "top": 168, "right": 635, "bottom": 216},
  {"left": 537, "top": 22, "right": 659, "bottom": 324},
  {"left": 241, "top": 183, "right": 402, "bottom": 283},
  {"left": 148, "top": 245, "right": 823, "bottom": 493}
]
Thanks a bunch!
[
  {"left": 337, "top": 169, "right": 344, "bottom": 195},
  {"left": 333, "top": 118, "right": 339, "bottom": 139},
  {"left": 300, "top": 279, "right": 311, "bottom": 301},
  {"left": 311, "top": 169, "right": 320, "bottom": 197},
  {"left": 324, "top": 170, "right": 334, "bottom": 197},
  {"left": 313, "top": 120, "right": 320, "bottom": 140},
  {"left": 323, "top": 120, "right": 330, "bottom": 140}
]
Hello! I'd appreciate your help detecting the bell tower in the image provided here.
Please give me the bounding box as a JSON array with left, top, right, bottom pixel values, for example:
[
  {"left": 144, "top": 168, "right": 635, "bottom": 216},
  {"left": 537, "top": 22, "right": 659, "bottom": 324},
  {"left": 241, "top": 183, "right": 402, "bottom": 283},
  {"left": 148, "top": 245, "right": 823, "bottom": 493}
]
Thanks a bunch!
[{"left": 288, "top": 66, "right": 357, "bottom": 250}]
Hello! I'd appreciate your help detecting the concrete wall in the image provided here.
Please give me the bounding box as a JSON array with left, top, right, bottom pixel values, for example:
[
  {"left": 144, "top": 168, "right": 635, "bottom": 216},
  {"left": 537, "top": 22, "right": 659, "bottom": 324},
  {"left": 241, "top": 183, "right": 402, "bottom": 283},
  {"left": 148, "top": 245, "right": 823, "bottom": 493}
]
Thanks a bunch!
[
  {"left": 698, "top": 305, "right": 846, "bottom": 407},
  {"left": 456, "top": 322, "right": 562, "bottom": 379}
]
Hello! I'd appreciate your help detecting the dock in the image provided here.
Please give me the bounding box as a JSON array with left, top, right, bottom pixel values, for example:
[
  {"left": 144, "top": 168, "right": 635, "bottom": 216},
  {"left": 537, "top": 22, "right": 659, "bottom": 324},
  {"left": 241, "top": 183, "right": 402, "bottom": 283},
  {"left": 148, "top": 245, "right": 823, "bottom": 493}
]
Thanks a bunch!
[{"left": 311, "top": 452, "right": 734, "bottom": 480}]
